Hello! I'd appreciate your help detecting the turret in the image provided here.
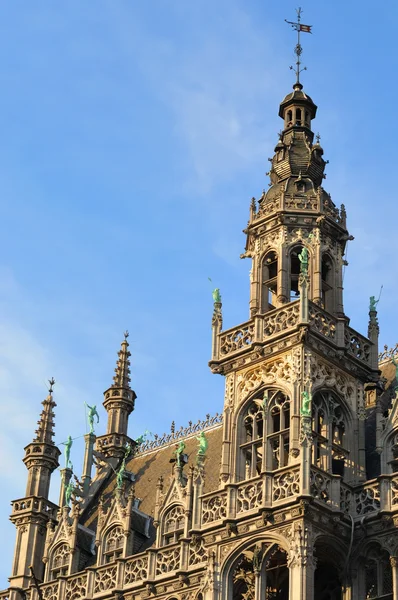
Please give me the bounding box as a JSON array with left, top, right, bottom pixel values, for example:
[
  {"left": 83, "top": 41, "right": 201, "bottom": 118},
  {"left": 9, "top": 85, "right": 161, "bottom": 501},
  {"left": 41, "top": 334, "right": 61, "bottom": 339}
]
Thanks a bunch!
[
  {"left": 9, "top": 380, "right": 60, "bottom": 589},
  {"left": 96, "top": 332, "right": 136, "bottom": 459}
]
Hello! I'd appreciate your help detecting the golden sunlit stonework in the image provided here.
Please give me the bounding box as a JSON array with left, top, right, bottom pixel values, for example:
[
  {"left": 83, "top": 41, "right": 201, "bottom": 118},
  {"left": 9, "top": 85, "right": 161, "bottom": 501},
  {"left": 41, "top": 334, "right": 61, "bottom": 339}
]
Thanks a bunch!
[{"left": 3, "top": 35, "right": 398, "bottom": 600}]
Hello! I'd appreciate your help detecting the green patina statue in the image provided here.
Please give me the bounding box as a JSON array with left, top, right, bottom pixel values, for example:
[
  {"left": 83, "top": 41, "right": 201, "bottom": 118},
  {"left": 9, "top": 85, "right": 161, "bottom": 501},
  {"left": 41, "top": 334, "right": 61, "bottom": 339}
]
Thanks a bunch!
[
  {"left": 65, "top": 481, "right": 75, "bottom": 506},
  {"left": 298, "top": 247, "right": 309, "bottom": 276},
  {"left": 262, "top": 391, "right": 268, "bottom": 414},
  {"left": 174, "top": 440, "right": 186, "bottom": 467},
  {"left": 85, "top": 402, "right": 100, "bottom": 434},
  {"left": 62, "top": 435, "right": 73, "bottom": 469},
  {"left": 212, "top": 288, "right": 221, "bottom": 303},
  {"left": 369, "top": 296, "right": 379, "bottom": 312},
  {"left": 197, "top": 431, "right": 208, "bottom": 456},
  {"left": 301, "top": 391, "right": 312, "bottom": 417},
  {"left": 116, "top": 456, "right": 127, "bottom": 489},
  {"left": 135, "top": 430, "right": 151, "bottom": 445}
]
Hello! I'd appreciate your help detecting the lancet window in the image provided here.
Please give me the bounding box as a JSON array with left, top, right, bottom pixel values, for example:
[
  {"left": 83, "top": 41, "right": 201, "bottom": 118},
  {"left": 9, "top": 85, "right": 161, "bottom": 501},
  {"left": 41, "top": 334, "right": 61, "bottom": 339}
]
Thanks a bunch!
[
  {"left": 103, "top": 525, "right": 124, "bottom": 564},
  {"left": 289, "top": 245, "right": 304, "bottom": 301},
  {"left": 241, "top": 400, "right": 264, "bottom": 479},
  {"left": 261, "top": 251, "right": 278, "bottom": 312},
  {"left": 267, "top": 391, "right": 290, "bottom": 470},
  {"left": 321, "top": 254, "right": 334, "bottom": 312},
  {"left": 363, "top": 546, "right": 392, "bottom": 599},
  {"left": 50, "top": 543, "right": 69, "bottom": 579},
  {"left": 312, "top": 391, "right": 348, "bottom": 476},
  {"left": 240, "top": 390, "right": 290, "bottom": 479},
  {"left": 162, "top": 505, "right": 185, "bottom": 545}
]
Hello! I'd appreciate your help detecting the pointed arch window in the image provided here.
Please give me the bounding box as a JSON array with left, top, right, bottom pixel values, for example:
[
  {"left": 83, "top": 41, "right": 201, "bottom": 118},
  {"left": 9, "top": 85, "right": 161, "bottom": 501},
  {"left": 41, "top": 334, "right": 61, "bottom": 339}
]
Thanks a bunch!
[
  {"left": 267, "top": 391, "right": 290, "bottom": 470},
  {"left": 240, "top": 390, "right": 290, "bottom": 479},
  {"left": 162, "top": 505, "right": 185, "bottom": 545},
  {"left": 321, "top": 254, "right": 334, "bottom": 312},
  {"left": 364, "top": 546, "right": 393, "bottom": 599},
  {"left": 103, "top": 525, "right": 124, "bottom": 564},
  {"left": 295, "top": 108, "right": 302, "bottom": 126},
  {"left": 289, "top": 245, "right": 304, "bottom": 301},
  {"left": 50, "top": 542, "right": 69, "bottom": 579},
  {"left": 312, "top": 391, "right": 348, "bottom": 475},
  {"left": 261, "top": 251, "right": 278, "bottom": 312},
  {"left": 286, "top": 110, "right": 293, "bottom": 127}
]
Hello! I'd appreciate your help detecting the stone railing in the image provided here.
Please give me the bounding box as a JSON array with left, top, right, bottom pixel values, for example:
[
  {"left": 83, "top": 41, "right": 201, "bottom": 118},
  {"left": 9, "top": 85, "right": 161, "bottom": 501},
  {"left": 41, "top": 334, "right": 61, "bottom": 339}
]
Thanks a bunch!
[
  {"left": 272, "top": 465, "right": 300, "bottom": 503},
  {"left": 201, "top": 489, "right": 228, "bottom": 525},
  {"left": 284, "top": 194, "right": 319, "bottom": 212},
  {"left": 308, "top": 303, "right": 337, "bottom": 341},
  {"left": 155, "top": 544, "right": 181, "bottom": 577},
  {"left": 124, "top": 553, "right": 149, "bottom": 585},
  {"left": 11, "top": 497, "right": 58, "bottom": 521},
  {"left": 40, "top": 581, "right": 59, "bottom": 600},
  {"left": 65, "top": 572, "right": 87, "bottom": 600},
  {"left": 236, "top": 477, "right": 264, "bottom": 513},
  {"left": 0, "top": 591, "right": 9, "bottom": 600},
  {"left": 353, "top": 479, "right": 380, "bottom": 516},
  {"left": 219, "top": 321, "right": 255, "bottom": 357},
  {"left": 345, "top": 326, "right": 371, "bottom": 365},
  {"left": 263, "top": 302, "right": 300, "bottom": 338},
  {"left": 216, "top": 301, "right": 300, "bottom": 362},
  {"left": 310, "top": 467, "right": 332, "bottom": 505}
]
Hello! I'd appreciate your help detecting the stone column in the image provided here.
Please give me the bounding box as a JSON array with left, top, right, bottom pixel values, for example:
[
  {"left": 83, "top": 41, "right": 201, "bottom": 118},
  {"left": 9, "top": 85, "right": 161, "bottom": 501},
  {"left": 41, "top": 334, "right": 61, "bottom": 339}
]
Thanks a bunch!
[
  {"left": 82, "top": 433, "right": 96, "bottom": 496},
  {"left": 59, "top": 467, "right": 73, "bottom": 507},
  {"left": 288, "top": 526, "right": 316, "bottom": 600},
  {"left": 390, "top": 556, "right": 398, "bottom": 600}
]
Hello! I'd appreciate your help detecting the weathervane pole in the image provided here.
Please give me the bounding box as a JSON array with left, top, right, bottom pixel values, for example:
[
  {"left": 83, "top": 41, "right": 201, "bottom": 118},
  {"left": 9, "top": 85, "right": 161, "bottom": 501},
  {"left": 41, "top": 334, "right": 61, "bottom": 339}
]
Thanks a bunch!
[{"left": 285, "top": 7, "right": 312, "bottom": 86}]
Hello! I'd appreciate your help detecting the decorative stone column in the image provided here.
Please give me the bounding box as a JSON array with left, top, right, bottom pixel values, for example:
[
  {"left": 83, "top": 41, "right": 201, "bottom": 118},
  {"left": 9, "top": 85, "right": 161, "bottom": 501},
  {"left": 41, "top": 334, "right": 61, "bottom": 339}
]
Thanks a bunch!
[{"left": 288, "top": 525, "right": 316, "bottom": 600}]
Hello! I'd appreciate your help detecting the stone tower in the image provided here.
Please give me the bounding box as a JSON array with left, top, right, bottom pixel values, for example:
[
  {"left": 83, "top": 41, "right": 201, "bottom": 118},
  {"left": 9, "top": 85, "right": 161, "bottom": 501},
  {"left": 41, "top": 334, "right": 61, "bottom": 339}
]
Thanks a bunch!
[
  {"left": 9, "top": 382, "right": 60, "bottom": 590},
  {"left": 209, "top": 74, "right": 379, "bottom": 597},
  {"left": 96, "top": 333, "right": 137, "bottom": 459}
]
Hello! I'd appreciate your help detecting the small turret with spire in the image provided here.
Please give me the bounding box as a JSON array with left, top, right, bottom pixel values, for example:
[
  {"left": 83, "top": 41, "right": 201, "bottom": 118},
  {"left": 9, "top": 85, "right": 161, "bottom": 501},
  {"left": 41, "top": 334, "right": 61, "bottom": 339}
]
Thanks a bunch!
[
  {"left": 96, "top": 332, "right": 137, "bottom": 459},
  {"left": 9, "top": 379, "right": 60, "bottom": 589}
]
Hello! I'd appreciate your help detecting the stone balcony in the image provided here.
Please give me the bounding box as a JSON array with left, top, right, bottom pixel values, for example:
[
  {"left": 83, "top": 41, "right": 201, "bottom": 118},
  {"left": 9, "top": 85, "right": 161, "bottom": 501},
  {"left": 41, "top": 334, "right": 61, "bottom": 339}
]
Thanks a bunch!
[{"left": 210, "top": 299, "right": 374, "bottom": 371}]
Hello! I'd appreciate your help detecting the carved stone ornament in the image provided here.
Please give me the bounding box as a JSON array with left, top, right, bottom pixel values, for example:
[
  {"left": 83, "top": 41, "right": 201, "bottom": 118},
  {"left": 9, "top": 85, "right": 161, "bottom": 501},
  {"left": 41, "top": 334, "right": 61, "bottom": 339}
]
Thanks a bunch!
[{"left": 237, "top": 353, "right": 294, "bottom": 405}]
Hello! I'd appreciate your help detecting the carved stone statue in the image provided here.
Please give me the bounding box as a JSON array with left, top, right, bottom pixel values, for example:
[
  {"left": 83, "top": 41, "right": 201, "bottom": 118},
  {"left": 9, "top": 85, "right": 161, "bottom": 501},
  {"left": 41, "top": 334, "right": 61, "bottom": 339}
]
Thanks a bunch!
[
  {"left": 62, "top": 435, "right": 73, "bottom": 469},
  {"left": 301, "top": 391, "right": 311, "bottom": 417},
  {"left": 174, "top": 440, "right": 186, "bottom": 467},
  {"left": 298, "top": 247, "right": 309, "bottom": 276},
  {"left": 85, "top": 402, "right": 100, "bottom": 434},
  {"left": 197, "top": 431, "right": 208, "bottom": 456},
  {"left": 135, "top": 430, "right": 151, "bottom": 445},
  {"left": 212, "top": 288, "right": 221, "bottom": 303}
]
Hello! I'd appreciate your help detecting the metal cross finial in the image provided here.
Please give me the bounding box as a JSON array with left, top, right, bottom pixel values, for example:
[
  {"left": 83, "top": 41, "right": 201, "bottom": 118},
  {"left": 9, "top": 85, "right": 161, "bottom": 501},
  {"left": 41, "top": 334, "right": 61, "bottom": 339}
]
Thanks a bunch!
[
  {"left": 48, "top": 377, "right": 55, "bottom": 393},
  {"left": 285, "top": 7, "right": 312, "bottom": 85},
  {"left": 124, "top": 330, "right": 129, "bottom": 340},
  {"left": 316, "top": 132, "right": 321, "bottom": 144}
]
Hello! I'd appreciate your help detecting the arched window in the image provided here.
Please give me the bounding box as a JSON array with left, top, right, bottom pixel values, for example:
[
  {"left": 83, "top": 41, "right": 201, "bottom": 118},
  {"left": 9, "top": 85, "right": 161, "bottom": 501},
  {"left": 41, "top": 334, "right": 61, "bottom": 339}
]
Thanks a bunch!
[
  {"left": 305, "top": 110, "right": 309, "bottom": 126},
  {"left": 162, "top": 505, "right": 185, "bottom": 545},
  {"left": 312, "top": 392, "right": 348, "bottom": 475},
  {"left": 241, "top": 400, "right": 264, "bottom": 479},
  {"left": 50, "top": 543, "right": 69, "bottom": 579},
  {"left": 261, "top": 251, "right": 278, "bottom": 312},
  {"left": 289, "top": 246, "right": 304, "bottom": 301},
  {"left": 295, "top": 108, "right": 302, "bottom": 125},
  {"left": 231, "top": 544, "right": 289, "bottom": 600},
  {"left": 364, "top": 546, "right": 393, "bottom": 599},
  {"left": 103, "top": 525, "right": 124, "bottom": 564},
  {"left": 286, "top": 110, "right": 293, "bottom": 127},
  {"left": 267, "top": 391, "right": 290, "bottom": 470},
  {"left": 321, "top": 254, "right": 334, "bottom": 312}
]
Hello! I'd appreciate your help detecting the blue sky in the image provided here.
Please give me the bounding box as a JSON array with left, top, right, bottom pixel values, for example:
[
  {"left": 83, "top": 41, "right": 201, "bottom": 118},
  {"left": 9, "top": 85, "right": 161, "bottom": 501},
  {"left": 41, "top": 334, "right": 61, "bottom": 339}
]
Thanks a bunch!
[{"left": 1, "top": 0, "right": 398, "bottom": 585}]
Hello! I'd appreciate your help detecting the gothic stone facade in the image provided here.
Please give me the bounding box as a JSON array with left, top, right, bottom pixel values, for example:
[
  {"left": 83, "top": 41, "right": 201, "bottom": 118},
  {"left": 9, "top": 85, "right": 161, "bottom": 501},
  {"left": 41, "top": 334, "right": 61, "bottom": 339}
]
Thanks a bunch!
[{"left": 3, "top": 82, "right": 398, "bottom": 600}]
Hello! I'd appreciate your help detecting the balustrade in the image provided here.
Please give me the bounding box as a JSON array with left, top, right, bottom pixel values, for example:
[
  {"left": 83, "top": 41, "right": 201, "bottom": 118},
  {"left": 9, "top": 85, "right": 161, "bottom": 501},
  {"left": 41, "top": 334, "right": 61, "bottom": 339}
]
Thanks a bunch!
[
  {"left": 236, "top": 478, "right": 264, "bottom": 513},
  {"left": 345, "top": 326, "right": 371, "bottom": 365},
  {"left": 124, "top": 553, "right": 149, "bottom": 585},
  {"left": 155, "top": 544, "right": 181, "bottom": 576},
  {"left": 308, "top": 303, "right": 337, "bottom": 340},
  {"left": 353, "top": 480, "right": 380, "bottom": 516},
  {"left": 93, "top": 564, "right": 118, "bottom": 596},
  {"left": 272, "top": 466, "right": 300, "bottom": 503}
]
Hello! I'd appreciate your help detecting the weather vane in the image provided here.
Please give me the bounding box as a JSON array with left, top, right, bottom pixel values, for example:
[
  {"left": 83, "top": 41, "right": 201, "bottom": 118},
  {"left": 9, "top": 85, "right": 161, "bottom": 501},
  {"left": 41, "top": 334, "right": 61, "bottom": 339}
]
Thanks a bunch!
[
  {"left": 48, "top": 377, "right": 56, "bottom": 393},
  {"left": 285, "top": 8, "right": 312, "bottom": 85},
  {"left": 124, "top": 330, "right": 129, "bottom": 340}
]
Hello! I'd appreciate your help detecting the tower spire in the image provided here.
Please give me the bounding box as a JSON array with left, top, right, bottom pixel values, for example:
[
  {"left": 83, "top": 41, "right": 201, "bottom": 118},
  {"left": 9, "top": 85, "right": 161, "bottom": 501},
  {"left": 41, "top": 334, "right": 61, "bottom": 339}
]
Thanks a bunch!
[
  {"left": 9, "top": 382, "right": 60, "bottom": 588},
  {"left": 112, "top": 330, "right": 132, "bottom": 390},
  {"left": 285, "top": 7, "right": 312, "bottom": 88},
  {"left": 96, "top": 332, "right": 137, "bottom": 459},
  {"left": 33, "top": 378, "right": 57, "bottom": 445}
]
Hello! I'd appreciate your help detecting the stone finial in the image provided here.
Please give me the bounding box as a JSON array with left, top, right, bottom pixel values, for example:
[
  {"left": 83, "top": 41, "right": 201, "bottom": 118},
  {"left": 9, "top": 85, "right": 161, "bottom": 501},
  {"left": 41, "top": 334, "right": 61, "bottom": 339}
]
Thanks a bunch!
[{"left": 33, "top": 381, "right": 57, "bottom": 445}]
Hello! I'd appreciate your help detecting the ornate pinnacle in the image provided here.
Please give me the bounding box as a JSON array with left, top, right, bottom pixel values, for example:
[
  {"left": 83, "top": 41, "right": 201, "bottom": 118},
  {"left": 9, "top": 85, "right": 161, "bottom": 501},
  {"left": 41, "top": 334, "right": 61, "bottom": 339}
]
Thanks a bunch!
[
  {"left": 112, "top": 333, "right": 132, "bottom": 390},
  {"left": 33, "top": 380, "right": 57, "bottom": 445}
]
